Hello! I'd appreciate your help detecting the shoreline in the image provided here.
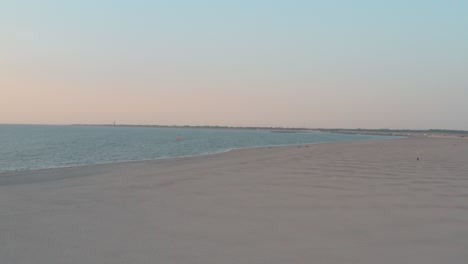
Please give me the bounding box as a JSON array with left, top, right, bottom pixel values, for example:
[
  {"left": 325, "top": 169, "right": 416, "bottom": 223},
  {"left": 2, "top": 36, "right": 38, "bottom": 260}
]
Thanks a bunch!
[{"left": 0, "top": 135, "right": 401, "bottom": 176}]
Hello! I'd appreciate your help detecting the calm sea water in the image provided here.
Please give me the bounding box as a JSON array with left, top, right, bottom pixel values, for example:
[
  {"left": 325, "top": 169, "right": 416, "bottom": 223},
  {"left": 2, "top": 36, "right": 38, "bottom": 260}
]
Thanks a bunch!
[{"left": 0, "top": 125, "right": 395, "bottom": 173}]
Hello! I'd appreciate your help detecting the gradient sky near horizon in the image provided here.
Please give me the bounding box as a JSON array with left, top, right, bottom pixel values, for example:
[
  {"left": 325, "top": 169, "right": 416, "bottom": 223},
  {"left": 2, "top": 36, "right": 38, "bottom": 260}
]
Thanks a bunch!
[{"left": 1, "top": 0, "right": 467, "bottom": 129}]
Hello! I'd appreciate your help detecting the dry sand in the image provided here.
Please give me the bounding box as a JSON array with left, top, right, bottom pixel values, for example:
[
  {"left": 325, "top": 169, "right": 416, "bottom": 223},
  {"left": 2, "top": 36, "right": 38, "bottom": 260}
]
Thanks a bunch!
[{"left": 1, "top": 137, "right": 468, "bottom": 264}]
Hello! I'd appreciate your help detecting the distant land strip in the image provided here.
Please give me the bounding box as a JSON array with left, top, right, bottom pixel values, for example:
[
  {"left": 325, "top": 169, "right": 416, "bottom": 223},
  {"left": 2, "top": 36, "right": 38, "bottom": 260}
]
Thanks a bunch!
[{"left": 71, "top": 124, "right": 468, "bottom": 137}]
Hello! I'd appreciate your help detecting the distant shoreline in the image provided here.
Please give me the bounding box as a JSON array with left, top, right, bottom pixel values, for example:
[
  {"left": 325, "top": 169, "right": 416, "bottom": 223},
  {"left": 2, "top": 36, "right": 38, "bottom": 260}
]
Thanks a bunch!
[{"left": 71, "top": 124, "right": 468, "bottom": 137}]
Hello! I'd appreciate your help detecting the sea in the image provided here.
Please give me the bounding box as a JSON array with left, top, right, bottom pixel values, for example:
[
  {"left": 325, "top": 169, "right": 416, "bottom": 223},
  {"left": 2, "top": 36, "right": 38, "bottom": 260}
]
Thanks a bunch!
[{"left": 0, "top": 125, "right": 395, "bottom": 173}]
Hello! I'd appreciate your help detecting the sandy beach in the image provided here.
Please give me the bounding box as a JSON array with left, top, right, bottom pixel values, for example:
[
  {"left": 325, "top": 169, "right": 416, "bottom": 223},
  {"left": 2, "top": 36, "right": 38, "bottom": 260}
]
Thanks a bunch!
[{"left": 1, "top": 137, "right": 468, "bottom": 264}]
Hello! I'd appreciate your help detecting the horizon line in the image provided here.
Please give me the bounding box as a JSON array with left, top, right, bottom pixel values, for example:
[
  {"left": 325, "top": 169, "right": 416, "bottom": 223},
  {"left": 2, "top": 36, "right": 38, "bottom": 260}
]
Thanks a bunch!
[{"left": 1, "top": 123, "right": 467, "bottom": 133}]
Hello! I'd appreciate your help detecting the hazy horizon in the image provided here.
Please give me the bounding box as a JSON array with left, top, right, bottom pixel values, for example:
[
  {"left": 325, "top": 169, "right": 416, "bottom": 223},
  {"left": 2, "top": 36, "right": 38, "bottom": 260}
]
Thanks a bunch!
[{"left": 2, "top": 1, "right": 467, "bottom": 130}]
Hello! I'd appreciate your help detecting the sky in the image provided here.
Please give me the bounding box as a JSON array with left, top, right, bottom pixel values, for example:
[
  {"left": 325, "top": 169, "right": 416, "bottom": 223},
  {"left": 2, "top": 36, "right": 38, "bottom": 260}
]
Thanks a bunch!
[{"left": 1, "top": 0, "right": 467, "bottom": 129}]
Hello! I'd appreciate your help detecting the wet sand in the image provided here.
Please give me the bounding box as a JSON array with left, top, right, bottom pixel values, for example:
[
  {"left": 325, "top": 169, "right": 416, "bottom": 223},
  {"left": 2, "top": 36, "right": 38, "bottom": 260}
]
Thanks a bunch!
[{"left": 1, "top": 137, "right": 468, "bottom": 264}]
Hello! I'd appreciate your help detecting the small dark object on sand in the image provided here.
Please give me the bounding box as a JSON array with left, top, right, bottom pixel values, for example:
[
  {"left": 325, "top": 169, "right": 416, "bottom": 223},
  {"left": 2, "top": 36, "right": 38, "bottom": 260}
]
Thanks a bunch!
[{"left": 417, "top": 157, "right": 419, "bottom": 161}]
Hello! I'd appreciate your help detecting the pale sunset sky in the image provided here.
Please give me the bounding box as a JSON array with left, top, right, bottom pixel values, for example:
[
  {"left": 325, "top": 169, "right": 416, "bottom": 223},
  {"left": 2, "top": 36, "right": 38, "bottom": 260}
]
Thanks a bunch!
[{"left": 1, "top": 1, "right": 467, "bottom": 129}]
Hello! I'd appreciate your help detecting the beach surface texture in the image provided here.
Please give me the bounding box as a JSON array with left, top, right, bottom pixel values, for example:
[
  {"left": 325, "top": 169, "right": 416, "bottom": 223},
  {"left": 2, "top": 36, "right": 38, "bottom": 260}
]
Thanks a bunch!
[{"left": 1, "top": 137, "right": 468, "bottom": 264}]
